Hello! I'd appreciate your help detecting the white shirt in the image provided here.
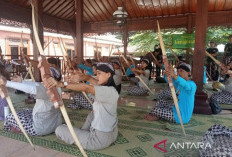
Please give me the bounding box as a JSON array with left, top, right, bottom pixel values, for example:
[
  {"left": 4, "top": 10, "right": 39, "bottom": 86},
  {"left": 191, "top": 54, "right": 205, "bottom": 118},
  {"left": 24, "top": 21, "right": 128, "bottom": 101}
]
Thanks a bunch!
[{"left": 91, "top": 86, "right": 119, "bottom": 132}]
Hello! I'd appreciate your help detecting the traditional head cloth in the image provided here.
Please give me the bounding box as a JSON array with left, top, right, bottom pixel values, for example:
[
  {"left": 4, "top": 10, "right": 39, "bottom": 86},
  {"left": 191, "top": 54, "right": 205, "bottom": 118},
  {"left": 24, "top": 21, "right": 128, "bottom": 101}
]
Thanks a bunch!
[
  {"left": 50, "top": 67, "right": 61, "bottom": 81},
  {"left": 47, "top": 57, "right": 60, "bottom": 68},
  {"left": 96, "top": 62, "right": 115, "bottom": 74},
  {"left": 141, "top": 58, "right": 150, "bottom": 65},
  {"left": 177, "top": 63, "right": 191, "bottom": 72},
  {"left": 112, "top": 60, "right": 120, "bottom": 66},
  {"left": 96, "top": 62, "right": 120, "bottom": 93}
]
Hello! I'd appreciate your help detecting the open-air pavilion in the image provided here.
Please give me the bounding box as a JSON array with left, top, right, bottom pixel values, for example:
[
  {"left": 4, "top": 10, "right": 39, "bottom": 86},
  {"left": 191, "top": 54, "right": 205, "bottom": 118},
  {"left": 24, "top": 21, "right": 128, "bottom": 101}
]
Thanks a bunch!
[{"left": 0, "top": 0, "right": 232, "bottom": 156}]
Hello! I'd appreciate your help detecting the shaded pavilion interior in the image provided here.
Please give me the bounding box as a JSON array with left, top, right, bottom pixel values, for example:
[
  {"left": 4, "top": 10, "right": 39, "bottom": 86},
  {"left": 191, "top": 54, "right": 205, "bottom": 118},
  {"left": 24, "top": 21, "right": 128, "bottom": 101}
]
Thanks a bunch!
[
  {"left": 1, "top": 0, "right": 232, "bottom": 114},
  {"left": 0, "top": 0, "right": 232, "bottom": 156},
  {"left": 0, "top": 1, "right": 231, "bottom": 109}
]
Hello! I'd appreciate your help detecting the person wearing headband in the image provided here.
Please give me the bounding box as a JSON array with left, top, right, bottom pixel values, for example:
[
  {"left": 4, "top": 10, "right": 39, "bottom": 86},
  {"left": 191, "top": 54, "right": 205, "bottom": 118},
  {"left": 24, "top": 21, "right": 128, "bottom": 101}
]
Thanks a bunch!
[
  {"left": 3, "top": 65, "right": 62, "bottom": 136},
  {"left": 145, "top": 63, "right": 196, "bottom": 124},
  {"left": 127, "top": 58, "right": 153, "bottom": 96},
  {"left": 112, "top": 60, "right": 123, "bottom": 93},
  {"left": 44, "top": 62, "right": 119, "bottom": 150},
  {"left": 209, "top": 60, "right": 232, "bottom": 114}
]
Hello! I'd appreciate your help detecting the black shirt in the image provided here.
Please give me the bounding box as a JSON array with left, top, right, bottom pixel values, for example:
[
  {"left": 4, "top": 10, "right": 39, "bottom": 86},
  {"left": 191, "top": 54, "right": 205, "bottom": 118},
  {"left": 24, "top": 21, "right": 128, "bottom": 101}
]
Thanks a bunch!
[
  {"left": 224, "top": 43, "right": 232, "bottom": 57},
  {"left": 154, "top": 48, "right": 162, "bottom": 63},
  {"left": 206, "top": 47, "right": 218, "bottom": 63}
]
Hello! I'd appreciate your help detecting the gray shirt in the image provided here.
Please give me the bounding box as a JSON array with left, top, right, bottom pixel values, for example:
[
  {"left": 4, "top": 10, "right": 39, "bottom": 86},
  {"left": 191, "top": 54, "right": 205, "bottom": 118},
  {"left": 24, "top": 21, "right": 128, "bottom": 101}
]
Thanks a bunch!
[
  {"left": 91, "top": 86, "right": 119, "bottom": 132},
  {"left": 6, "top": 81, "right": 62, "bottom": 135},
  {"left": 138, "top": 69, "right": 150, "bottom": 88},
  {"left": 33, "top": 85, "right": 62, "bottom": 135},
  {"left": 113, "top": 69, "right": 123, "bottom": 86}
]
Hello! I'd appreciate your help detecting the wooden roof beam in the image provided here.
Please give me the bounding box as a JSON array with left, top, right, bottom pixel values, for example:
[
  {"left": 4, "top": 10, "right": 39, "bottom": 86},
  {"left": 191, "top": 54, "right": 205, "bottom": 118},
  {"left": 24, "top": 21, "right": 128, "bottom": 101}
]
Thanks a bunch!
[{"left": 83, "top": 10, "right": 232, "bottom": 33}]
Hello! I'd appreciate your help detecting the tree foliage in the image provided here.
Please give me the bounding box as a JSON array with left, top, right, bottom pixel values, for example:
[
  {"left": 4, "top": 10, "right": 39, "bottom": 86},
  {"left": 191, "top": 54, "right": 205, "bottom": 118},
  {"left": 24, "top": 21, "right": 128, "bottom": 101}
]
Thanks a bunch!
[{"left": 129, "top": 26, "right": 232, "bottom": 56}]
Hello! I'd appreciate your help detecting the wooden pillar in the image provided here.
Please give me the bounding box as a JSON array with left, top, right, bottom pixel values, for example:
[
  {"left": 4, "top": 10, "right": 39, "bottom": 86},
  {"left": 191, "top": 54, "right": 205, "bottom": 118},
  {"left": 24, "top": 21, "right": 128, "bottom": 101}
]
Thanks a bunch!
[
  {"left": 31, "top": 0, "right": 44, "bottom": 60},
  {"left": 74, "top": 0, "right": 84, "bottom": 64},
  {"left": 192, "top": 0, "right": 212, "bottom": 114},
  {"left": 123, "top": 25, "right": 128, "bottom": 57},
  {"left": 30, "top": 0, "right": 43, "bottom": 82},
  {"left": 186, "top": 14, "right": 193, "bottom": 64}
]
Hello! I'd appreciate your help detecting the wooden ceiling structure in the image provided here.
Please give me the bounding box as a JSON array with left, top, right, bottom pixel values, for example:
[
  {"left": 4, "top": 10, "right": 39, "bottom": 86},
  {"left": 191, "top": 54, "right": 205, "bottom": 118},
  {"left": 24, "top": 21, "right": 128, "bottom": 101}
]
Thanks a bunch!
[{"left": 0, "top": 0, "right": 232, "bottom": 35}]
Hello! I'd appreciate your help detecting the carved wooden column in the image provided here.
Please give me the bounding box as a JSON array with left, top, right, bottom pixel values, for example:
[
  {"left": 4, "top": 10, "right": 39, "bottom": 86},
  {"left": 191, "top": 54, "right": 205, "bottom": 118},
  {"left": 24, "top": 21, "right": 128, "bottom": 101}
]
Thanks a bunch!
[
  {"left": 31, "top": 0, "right": 44, "bottom": 59},
  {"left": 186, "top": 14, "right": 193, "bottom": 64},
  {"left": 30, "top": 0, "right": 43, "bottom": 82},
  {"left": 74, "top": 0, "right": 84, "bottom": 64},
  {"left": 123, "top": 25, "right": 128, "bottom": 57},
  {"left": 192, "top": 0, "right": 212, "bottom": 114}
]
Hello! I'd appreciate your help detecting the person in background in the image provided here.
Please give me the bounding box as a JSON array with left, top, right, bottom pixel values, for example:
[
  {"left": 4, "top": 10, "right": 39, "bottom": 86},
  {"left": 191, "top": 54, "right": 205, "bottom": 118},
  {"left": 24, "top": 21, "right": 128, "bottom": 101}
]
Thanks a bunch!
[
  {"left": 153, "top": 45, "right": 162, "bottom": 77},
  {"left": 126, "top": 59, "right": 135, "bottom": 78},
  {"left": 224, "top": 35, "right": 232, "bottom": 64},
  {"left": 206, "top": 41, "right": 219, "bottom": 81},
  {"left": 127, "top": 58, "right": 152, "bottom": 96},
  {"left": 112, "top": 60, "right": 123, "bottom": 94},
  {"left": 209, "top": 59, "right": 232, "bottom": 114},
  {"left": 78, "top": 59, "right": 93, "bottom": 75}
]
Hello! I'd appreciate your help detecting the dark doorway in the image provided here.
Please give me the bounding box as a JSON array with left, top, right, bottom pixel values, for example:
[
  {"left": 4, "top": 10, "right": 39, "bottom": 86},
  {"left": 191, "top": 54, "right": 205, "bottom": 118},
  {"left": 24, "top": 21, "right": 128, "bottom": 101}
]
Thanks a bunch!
[{"left": 10, "top": 46, "right": 18, "bottom": 60}]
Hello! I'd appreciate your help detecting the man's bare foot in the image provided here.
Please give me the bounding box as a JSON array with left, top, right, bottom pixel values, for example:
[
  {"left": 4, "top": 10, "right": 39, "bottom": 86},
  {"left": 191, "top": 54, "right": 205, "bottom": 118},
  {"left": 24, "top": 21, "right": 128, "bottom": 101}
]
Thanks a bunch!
[{"left": 144, "top": 114, "right": 159, "bottom": 121}]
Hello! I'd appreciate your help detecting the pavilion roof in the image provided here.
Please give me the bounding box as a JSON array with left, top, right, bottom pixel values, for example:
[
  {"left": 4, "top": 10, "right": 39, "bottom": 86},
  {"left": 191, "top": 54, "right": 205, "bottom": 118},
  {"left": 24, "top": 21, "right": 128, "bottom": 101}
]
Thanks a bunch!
[{"left": 0, "top": 0, "right": 232, "bottom": 34}]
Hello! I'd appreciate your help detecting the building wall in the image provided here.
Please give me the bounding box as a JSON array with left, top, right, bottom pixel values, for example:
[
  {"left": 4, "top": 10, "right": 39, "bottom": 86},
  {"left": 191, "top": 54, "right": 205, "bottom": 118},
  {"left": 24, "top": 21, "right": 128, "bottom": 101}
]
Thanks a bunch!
[{"left": 0, "top": 29, "right": 121, "bottom": 60}]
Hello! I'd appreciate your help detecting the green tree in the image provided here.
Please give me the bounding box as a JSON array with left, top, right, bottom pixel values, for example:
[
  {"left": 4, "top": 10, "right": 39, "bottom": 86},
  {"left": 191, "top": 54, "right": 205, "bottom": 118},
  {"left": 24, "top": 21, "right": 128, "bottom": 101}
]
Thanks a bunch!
[{"left": 129, "top": 26, "right": 232, "bottom": 56}]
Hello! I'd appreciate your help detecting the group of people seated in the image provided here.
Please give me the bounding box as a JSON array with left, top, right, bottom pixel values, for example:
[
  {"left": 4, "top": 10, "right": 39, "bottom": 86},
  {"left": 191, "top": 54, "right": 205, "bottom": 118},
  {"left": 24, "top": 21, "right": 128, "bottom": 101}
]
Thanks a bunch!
[{"left": 0, "top": 37, "right": 232, "bottom": 151}]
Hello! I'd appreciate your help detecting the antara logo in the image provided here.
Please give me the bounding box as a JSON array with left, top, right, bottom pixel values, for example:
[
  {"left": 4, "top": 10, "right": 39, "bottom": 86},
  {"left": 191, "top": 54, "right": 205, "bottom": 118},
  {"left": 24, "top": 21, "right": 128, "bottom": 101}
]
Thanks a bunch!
[
  {"left": 154, "top": 139, "right": 212, "bottom": 153},
  {"left": 154, "top": 139, "right": 167, "bottom": 153}
]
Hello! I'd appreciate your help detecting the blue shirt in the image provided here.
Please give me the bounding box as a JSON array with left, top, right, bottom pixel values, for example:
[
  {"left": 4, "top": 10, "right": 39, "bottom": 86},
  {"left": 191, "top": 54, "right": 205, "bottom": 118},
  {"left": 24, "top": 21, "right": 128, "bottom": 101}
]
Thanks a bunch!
[
  {"left": 172, "top": 76, "right": 197, "bottom": 124},
  {"left": 203, "top": 66, "right": 207, "bottom": 84},
  {"left": 126, "top": 65, "right": 135, "bottom": 76},
  {"left": 78, "top": 64, "right": 93, "bottom": 75}
]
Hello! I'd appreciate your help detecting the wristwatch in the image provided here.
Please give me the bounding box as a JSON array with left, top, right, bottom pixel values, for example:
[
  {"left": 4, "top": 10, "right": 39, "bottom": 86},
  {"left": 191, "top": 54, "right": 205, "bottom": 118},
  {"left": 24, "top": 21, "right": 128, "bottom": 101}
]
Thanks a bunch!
[{"left": 63, "top": 82, "right": 68, "bottom": 88}]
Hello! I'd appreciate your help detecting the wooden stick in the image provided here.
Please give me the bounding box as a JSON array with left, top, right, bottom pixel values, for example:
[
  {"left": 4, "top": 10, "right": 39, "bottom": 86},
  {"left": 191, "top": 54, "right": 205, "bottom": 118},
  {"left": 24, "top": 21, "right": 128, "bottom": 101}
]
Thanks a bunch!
[
  {"left": 169, "top": 46, "right": 179, "bottom": 61},
  {"left": 205, "top": 51, "right": 221, "bottom": 66},
  {"left": 149, "top": 52, "right": 162, "bottom": 68},
  {"left": 108, "top": 45, "right": 113, "bottom": 61},
  {"left": 58, "top": 38, "right": 92, "bottom": 105},
  {"left": 157, "top": 20, "right": 186, "bottom": 136},
  {"left": 32, "top": 4, "right": 87, "bottom": 157},
  {"left": 6, "top": 97, "right": 35, "bottom": 149},
  {"left": 20, "top": 32, "right": 35, "bottom": 81},
  {"left": 44, "top": 39, "right": 53, "bottom": 50},
  {"left": 0, "top": 77, "right": 34, "bottom": 149},
  {"left": 118, "top": 53, "right": 129, "bottom": 80}
]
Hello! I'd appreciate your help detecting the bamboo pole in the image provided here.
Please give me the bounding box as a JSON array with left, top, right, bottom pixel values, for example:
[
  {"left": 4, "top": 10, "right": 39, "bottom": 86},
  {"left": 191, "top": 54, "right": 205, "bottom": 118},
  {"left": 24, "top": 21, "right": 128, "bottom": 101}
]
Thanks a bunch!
[
  {"left": 31, "top": 4, "right": 87, "bottom": 156},
  {"left": 157, "top": 21, "right": 186, "bottom": 136}
]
